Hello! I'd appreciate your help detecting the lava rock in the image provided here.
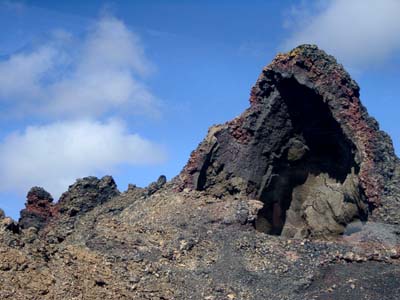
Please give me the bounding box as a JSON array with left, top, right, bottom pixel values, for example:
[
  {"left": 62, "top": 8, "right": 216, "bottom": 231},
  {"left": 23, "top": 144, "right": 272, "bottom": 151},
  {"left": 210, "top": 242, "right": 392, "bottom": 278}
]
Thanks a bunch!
[
  {"left": 146, "top": 175, "right": 167, "bottom": 195},
  {"left": 2, "top": 218, "right": 20, "bottom": 234},
  {"left": 19, "top": 187, "right": 56, "bottom": 230},
  {"left": 0, "top": 45, "right": 399, "bottom": 300},
  {"left": 179, "top": 44, "right": 399, "bottom": 236},
  {"left": 58, "top": 176, "right": 120, "bottom": 216}
]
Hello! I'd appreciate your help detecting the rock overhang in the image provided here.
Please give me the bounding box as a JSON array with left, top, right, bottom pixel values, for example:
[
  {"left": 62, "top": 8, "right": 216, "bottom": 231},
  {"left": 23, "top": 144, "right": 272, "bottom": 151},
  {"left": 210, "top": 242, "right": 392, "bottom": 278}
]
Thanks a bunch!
[{"left": 179, "top": 44, "right": 399, "bottom": 237}]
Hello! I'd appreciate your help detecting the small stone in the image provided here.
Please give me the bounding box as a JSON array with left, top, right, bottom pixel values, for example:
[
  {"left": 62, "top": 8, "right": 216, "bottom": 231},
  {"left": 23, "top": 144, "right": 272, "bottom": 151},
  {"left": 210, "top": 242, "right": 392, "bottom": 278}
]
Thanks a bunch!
[
  {"left": 129, "top": 276, "right": 140, "bottom": 283},
  {"left": 2, "top": 218, "right": 20, "bottom": 234},
  {"left": 146, "top": 175, "right": 167, "bottom": 195},
  {"left": 95, "top": 279, "right": 107, "bottom": 287},
  {"left": 389, "top": 249, "right": 399, "bottom": 259},
  {"left": 157, "top": 175, "right": 167, "bottom": 187},
  {"left": 127, "top": 184, "right": 137, "bottom": 191},
  {"left": 344, "top": 252, "right": 355, "bottom": 261}
]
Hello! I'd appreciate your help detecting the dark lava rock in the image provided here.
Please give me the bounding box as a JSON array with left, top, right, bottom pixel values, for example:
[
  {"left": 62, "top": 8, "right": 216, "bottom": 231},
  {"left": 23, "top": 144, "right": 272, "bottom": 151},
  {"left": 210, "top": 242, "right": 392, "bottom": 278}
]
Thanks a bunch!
[
  {"left": 146, "top": 175, "right": 167, "bottom": 196},
  {"left": 2, "top": 218, "right": 20, "bottom": 234},
  {"left": 180, "top": 44, "right": 400, "bottom": 237},
  {"left": 58, "top": 176, "right": 120, "bottom": 216},
  {"left": 41, "top": 176, "right": 120, "bottom": 244},
  {"left": 19, "top": 187, "right": 56, "bottom": 230},
  {"left": 0, "top": 45, "right": 399, "bottom": 300},
  {"left": 302, "top": 261, "right": 400, "bottom": 300}
]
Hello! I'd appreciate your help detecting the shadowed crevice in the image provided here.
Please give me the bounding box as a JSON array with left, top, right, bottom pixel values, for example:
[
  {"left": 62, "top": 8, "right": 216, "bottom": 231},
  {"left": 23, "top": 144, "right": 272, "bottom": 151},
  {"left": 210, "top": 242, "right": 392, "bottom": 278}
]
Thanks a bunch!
[{"left": 256, "top": 78, "right": 364, "bottom": 236}]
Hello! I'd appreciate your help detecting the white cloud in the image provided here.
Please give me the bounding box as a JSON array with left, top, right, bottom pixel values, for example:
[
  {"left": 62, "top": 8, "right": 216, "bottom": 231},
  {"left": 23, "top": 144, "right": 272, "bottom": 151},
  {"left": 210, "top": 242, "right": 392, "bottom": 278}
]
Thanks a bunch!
[
  {"left": 0, "top": 16, "right": 166, "bottom": 199},
  {"left": 283, "top": 0, "right": 400, "bottom": 68},
  {"left": 0, "top": 16, "right": 158, "bottom": 118},
  {"left": 0, "top": 45, "right": 58, "bottom": 100},
  {"left": 0, "top": 119, "right": 166, "bottom": 198}
]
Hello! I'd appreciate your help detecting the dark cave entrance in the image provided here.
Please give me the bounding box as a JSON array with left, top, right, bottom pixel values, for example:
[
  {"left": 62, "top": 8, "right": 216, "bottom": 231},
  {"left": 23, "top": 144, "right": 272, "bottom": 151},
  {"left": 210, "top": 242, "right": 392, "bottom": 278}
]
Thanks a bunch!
[{"left": 255, "top": 77, "right": 361, "bottom": 236}]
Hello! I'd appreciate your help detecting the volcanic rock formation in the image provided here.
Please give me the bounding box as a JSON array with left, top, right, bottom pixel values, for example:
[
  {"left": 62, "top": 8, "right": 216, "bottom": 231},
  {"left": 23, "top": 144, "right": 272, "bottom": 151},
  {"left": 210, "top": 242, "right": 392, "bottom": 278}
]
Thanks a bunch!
[
  {"left": 57, "top": 175, "right": 120, "bottom": 217},
  {"left": 180, "top": 45, "right": 399, "bottom": 237},
  {"left": 0, "top": 45, "right": 399, "bottom": 300},
  {"left": 17, "top": 176, "right": 121, "bottom": 244},
  {"left": 19, "top": 187, "right": 56, "bottom": 230}
]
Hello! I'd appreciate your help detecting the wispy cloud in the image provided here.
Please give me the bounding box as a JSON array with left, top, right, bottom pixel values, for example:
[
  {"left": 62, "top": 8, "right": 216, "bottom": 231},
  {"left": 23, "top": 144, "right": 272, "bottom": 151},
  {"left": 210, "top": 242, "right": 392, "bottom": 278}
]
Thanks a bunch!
[
  {"left": 283, "top": 0, "right": 400, "bottom": 68},
  {"left": 0, "top": 16, "right": 158, "bottom": 118},
  {"left": 0, "top": 15, "right": 166, "bottom": 198},
  {"left": 0, "top": 119, "right": 166, "bottom": 198}
]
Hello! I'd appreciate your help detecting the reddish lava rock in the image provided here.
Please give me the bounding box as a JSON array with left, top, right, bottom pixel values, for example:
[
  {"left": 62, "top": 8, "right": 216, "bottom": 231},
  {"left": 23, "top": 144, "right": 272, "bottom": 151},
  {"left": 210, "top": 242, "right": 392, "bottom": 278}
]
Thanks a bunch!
[
  {"left": 19, "top": 187, "right": 57, "bottom": 230},
  {"left": 179, "top": 44, "right": 400, "bottom": 236}
]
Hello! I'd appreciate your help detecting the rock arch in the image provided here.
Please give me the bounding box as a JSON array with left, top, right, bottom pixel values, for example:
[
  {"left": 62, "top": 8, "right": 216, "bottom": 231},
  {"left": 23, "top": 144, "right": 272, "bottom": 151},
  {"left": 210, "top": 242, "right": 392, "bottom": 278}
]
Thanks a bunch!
[{"left": 179, "top": 45, "right": 398, "bottom": 237}]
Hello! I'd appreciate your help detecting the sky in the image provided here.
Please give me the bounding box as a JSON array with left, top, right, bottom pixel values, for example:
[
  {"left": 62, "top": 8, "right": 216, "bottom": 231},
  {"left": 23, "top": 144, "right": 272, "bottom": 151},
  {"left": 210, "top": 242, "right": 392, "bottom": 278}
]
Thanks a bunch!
[{"left": 0, "top": 0, "right": 399, "bottom": 219}]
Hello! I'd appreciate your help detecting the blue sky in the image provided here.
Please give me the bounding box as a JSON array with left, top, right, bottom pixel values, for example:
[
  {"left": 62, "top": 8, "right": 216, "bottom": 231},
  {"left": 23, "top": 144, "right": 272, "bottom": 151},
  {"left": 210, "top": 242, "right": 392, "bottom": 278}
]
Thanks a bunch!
[{"left": 0, "top": 0, "right": 399, "bottom": 219}]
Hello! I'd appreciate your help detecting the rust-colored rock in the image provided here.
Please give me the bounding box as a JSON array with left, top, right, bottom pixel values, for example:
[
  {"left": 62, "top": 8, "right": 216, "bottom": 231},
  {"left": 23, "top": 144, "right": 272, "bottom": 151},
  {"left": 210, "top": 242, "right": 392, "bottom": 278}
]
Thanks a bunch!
[
  {"left": 179, "top": 44, "right": 399, "bottom": 236},
  {"left": 19, "top": 187, "right": 57, "bottom": 230}
]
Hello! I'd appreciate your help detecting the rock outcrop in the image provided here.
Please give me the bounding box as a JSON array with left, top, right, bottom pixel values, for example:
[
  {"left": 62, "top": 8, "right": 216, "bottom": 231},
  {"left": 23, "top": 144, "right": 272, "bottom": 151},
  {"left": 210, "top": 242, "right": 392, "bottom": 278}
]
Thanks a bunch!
[
  {"left": 19, "top": 187, "right": 56, "bottom": 230},
  {"left": 146, "top": 175, "right": 167, "bottom": 195},
  {"left": 42, "top": 176, "right": 120, "bottom": 243},
  {"left": 0, "top": 45, "right": 399, "bottom": 300},
  {"left": 18, "top": 176, "right": 119, "bottom": 237},
  {"left": 180, "top": 45, "right": 399, "bottom": 237},
  {"left": 58, "top": 176, "right": 120, "bottom": 217}
]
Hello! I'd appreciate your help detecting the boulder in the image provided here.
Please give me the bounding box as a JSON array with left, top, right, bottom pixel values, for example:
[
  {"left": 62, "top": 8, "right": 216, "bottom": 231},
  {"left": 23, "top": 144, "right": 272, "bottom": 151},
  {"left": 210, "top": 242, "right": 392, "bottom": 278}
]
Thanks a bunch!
[
  {"left": 58, "top": 176, "right": 120, "bottom": 217},
  {"left": 19, "top": 187, "right": 55, "bottom": 230}
]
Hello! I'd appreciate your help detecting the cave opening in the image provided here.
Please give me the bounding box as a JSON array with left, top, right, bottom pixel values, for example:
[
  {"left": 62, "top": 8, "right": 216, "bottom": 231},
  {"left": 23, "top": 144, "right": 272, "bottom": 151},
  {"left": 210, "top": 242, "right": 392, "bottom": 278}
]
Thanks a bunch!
[{"left": 255, "top": 77, "right": 361, "bottom": 236}]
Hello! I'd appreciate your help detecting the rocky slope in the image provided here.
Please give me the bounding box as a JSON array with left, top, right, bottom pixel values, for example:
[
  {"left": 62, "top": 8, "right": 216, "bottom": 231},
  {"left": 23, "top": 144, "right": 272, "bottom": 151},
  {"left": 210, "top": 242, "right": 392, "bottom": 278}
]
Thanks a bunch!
[{"left": 0, "top": 45, "right": 399, "bottom": 299}]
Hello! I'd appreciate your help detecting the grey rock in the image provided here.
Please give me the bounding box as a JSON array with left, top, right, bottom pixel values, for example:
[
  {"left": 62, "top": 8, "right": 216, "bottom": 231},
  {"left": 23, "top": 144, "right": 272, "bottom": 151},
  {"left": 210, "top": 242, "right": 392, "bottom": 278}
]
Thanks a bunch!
[
  {"left": 180, "top": 44, "right": 399, "bottom": 236},
  {"left": 58, "top": 175, "right": 120, "bottom": 216},
  {"left": 146, "top": 175, "right": 167, "bottom": 195}
]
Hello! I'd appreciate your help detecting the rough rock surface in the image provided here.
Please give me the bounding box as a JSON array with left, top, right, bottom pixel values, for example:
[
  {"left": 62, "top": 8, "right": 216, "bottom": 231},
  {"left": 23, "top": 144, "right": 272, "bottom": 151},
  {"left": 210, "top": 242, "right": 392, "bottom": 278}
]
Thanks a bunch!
[
  {"left": 0, "top": 45, "right": 399, "bottom": 300},
  {"left": 44, "top": 175, "right": 121, "bottom": 244},
  {"left": 180, "top": 44, "right": 399, "bottom": 237},
  {"left": 19, "top": 187, "right": 56, "bottom": 230},
  {"left": 58, "top": 175, "right": 120, "bottom": 217}
]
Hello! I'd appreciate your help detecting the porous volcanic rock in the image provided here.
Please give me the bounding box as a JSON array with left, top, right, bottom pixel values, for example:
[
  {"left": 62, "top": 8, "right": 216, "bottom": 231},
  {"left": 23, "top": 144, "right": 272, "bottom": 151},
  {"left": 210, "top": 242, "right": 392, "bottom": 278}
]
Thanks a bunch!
[
  {"left": 179, "top": 44, "right": 400, "bottom": 237},
  {"left": 0, "top": 45, "right": 399, "bottom": 300},
  {"left": 146, "top": 175, "right": 167, "bottom": 195},
  {"left": 19, "top": 187, "right": 56, "bottom": 230},
  {"left": 58, "top": 175, "right": 120, "bottom": 217},
  {"left": 41, "top": 175, "right": 121, "bottom": 243}
]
